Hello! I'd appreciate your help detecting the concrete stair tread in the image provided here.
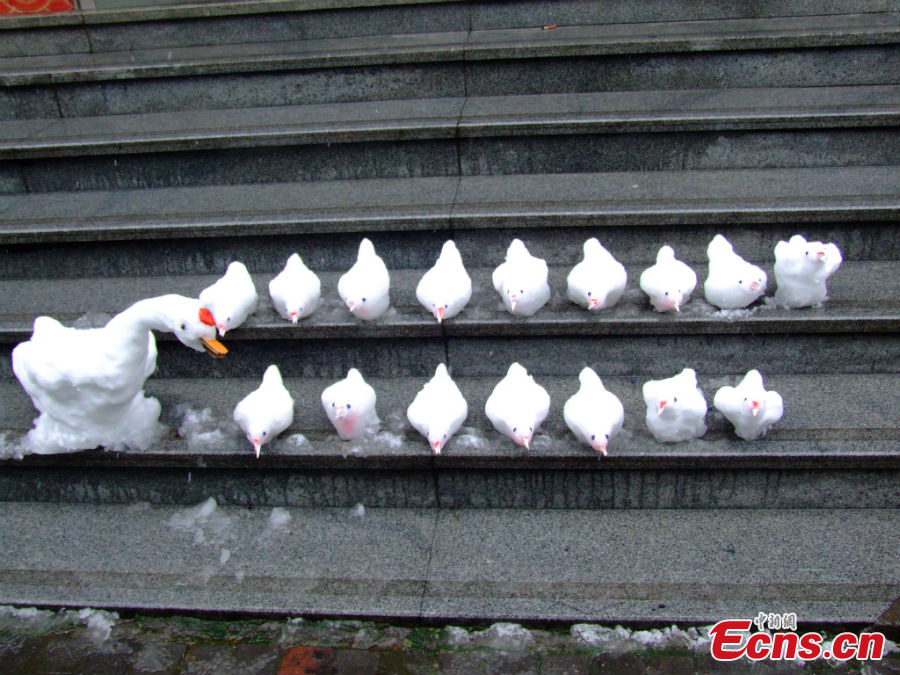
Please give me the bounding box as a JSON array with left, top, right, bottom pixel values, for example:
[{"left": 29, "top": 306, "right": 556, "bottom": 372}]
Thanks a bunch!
[
  {"left": 2, "top": 12, "right": 897, "bottom": 86},
  {"left": 2, "top": 373, "right": 898, "bottom": 469},
  {"left": 2, "top": 85, "right": 897, "bottom": 159},
  {"left": 2, "top": 166, "right": 898, "bottom": 244},
  {"left": 0, "top": 261, "right": 898, "bottom": 341},
  {"left": 0, "top": 501, "right": 896, "bottom": 623}
]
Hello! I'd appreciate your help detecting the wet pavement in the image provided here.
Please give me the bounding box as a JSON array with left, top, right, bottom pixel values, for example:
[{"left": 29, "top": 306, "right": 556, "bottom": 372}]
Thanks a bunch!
[{"left": 2, "top": 606, "right": 899, "bottom": 674}]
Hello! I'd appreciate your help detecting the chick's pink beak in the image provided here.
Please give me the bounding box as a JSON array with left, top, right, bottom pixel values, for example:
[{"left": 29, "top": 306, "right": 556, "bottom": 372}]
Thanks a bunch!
[
  {"left": 658, "top": 400, "right": 667, "bottom": 416},
  {"left": 593, "top": 441, "right": 608, "bottom": 456},
  {"left": 751, "top": 401, "right": 761, "bottom": 417},
  {"left": 290, "top": 311, "right": 298, "bottom": 324},
  {"left": 436, "top": 306, "right": 445, "bottom": 323},
  {"left": 253, "top": 439, "right": 261, "bottom": 458},
  {"left": 432, "top": 440, "right": 442, "bottom": 454}
]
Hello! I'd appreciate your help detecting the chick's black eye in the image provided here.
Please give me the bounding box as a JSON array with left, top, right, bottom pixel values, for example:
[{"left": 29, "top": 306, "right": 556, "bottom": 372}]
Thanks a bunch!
[
  {"left": 591, "top": 435, "right": 595, "bottom": 440},
  {"left": 512, "top": 427, "right": 517, "bottom": 432},
  {"left": 262, "top": 431, "right": 267, "bottom": 436},
  {"left": 361, "top": 298, "right": 366, "bottom": 302},
  {"left": 587, "top": 292, "right": 592, "bottom": 297},
  {"left": 180, "top": 323, "right": 186, "bottom": 330},
  {"left": 605, "top": 434, "right": 609, "bottom": 440},
  {"left": 346, "top": 404, "right": 351, "bottom": 409},
  {"left": 673, "top": 397, "right": 678, "bottom": 402}
]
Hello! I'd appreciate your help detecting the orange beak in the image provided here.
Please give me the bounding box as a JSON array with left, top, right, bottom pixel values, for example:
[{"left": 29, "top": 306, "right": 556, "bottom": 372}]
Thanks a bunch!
[{"left": 200, "top": 338, "right": 227, "bottom": 359}]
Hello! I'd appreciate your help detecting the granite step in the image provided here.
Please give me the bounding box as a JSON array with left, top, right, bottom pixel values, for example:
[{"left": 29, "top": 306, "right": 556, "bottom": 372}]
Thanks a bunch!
[
  {"left": 0, "top": 261, "right": 898, "bottom": 342},
  {"left": 2, "top": 86, "right": 896, "bottom": 159},
  {"left": 3, "top": 13, "right": 897, "bottom": 87},
  {"left": 3, "top": 372, "right": 898, "bottom": 448},
  {"left": 3, "top": 16, "right": 898, "bottom": 119},
  {"left": 0, "top": 502, "right": 896, "bottom": 624},
  {"left": 1, "top": 166, "right": 898, "bottom": 247},
  {"left": 6, "top": 0, "right": 895, "bottom": 58},
  {"left": 1, "top": 87, "right": 897, "bottom": 194}
]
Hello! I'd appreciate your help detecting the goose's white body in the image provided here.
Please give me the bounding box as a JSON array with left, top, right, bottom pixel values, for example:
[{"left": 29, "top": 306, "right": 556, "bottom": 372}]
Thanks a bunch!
[
  {"left": 566, "top": 238, "right": 627, "bottom": 311},
  {"left": 268, "top": 253, "right": 321, "bottom": 324},
  {"left": 338, "top": 238, "right": 391, "bottom": 320},
  {"left": 774, "top": 234, "right": 843, "bottom": 308},
  {"left": 407, "top": 363, "right": 468, "bottom": 454},
  {"left": 234, "top": 365, "right": 295, "bottom": 458},
  {"left": 642, "top": 368, "right": 708, "bottom": 442},
  {"left": 492, "top": 239, "right": 551, "bottom": 317},
  {"left": 713, "top": 369, "right": 783, "bottom": 441},
  {"left": 704, "top": 235, "right": 767, "bottom": 309},
  {"left": 639, "top": 246, "right": 697, "bottom": 312},
  {"left": 416, "top": 241, "right": 472, "bottom": 323},
  {"left": 321, "top": 368, "right": 380, "bottom": 440},
  {"left": 12, "top": 295, "right": 222, "bottom": 454},
  {"left": 200, "top": 261, "right": 258, "bottom": 336},
  {"left": 563, "top": 367, "right": 624, "bottom": 456},
  {"left": 484, "top": 362, "right": 550, "bottom": 449}
]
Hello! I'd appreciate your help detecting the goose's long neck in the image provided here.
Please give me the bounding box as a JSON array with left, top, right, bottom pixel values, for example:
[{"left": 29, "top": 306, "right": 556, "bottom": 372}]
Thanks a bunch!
[{"left": 105, "top": 296, "right": 178, "bottom": 351}]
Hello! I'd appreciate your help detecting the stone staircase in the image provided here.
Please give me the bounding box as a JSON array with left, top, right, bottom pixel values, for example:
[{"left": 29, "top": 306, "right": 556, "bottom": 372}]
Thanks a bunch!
[{"left": 0, "top": 0, "right": 898, "bottom": 626}]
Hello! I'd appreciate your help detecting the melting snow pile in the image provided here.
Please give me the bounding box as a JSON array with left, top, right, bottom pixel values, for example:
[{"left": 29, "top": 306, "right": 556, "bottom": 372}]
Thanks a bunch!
[
  {"left": 0, "top": 606, "right": 118, "bottom": 646},
  {"left": 0, "top": 431, "right": 25, "bottom": 460},
  {"left": 268, "top": 507, "right": 292, "bottom": 529},
  {"left": 442, "top": 622, "right": 535, "bottom": 651},
  {"left": 167, "top": 497, "right": 233, "bottom": 546},
  {"left": 572, "top": 623, "right": 710, "bottom": 654},
  {"left": 175, "top": 405, "right": 238, "bottom": 452}
]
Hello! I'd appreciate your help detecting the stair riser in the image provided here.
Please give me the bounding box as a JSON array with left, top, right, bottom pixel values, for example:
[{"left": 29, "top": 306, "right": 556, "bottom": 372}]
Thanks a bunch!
[
  {"left": 4, "top": 46, "right": 896, "bottom": 120},
  {"left": 6, "top": 128, "right": 896, "bottom": 195},
  {"left": 1, "top": 466, "right": 896, "bottom": 509},
  {"left": 447, "top": 334, "right": 900, "bottom": 378},
  {"left": 6, "top": 0, "right": 893, "bottom": 58},
  {"left": 1, "top": 222, "right": 897, "bottom": 281},
  {"left": 2, "top": 333, "right": 896, "bottom": 381}
]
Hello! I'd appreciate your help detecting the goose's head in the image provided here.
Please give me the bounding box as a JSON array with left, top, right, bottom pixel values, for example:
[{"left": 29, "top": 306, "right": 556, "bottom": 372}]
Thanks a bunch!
[{"left": 170, "top": 299, "right": 227, "bottom": 358}]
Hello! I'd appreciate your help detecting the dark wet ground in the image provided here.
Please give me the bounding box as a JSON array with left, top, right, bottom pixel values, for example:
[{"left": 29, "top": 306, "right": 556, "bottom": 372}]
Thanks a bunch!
[{"left": 1, "top": 607, "right": 898, "bottom": 674}]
